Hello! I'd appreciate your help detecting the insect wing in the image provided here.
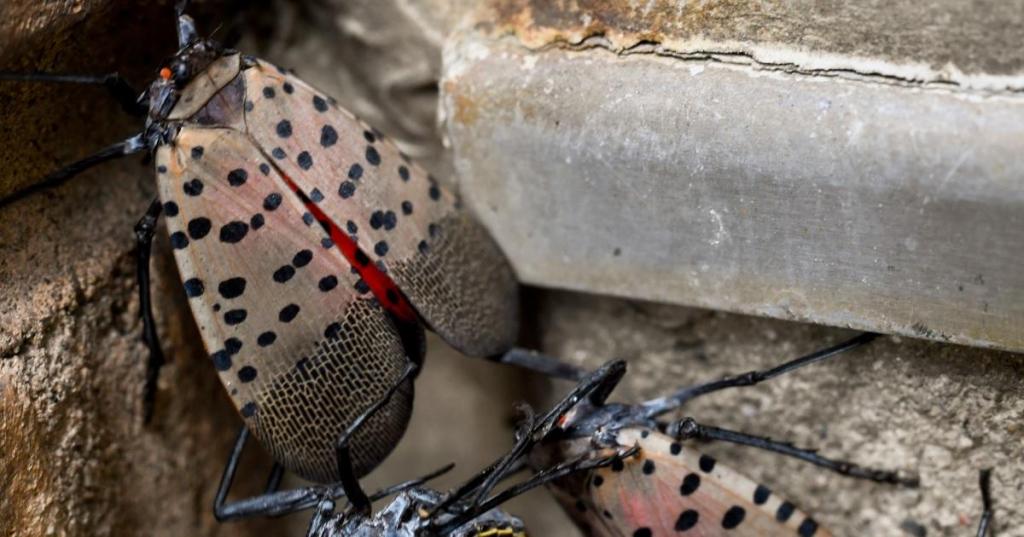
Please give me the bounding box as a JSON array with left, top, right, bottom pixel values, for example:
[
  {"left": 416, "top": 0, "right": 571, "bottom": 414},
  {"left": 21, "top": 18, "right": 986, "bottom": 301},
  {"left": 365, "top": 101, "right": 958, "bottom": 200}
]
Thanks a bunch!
[
  {"left": 241, "top": 60, "right": 518, "bottom": 357},
  {"left": 582, "top": 429, "right": 830, "bottom": 537},
  {"left": 156, "top": 126, "right": 412, "bottom": 483}
]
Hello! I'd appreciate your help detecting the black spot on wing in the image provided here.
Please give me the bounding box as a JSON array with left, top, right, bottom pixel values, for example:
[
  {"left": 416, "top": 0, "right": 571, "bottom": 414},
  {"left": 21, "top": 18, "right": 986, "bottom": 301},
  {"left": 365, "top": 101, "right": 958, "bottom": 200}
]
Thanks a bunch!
[
  {"left": 264, "top": 193, "right": 283, "bottom": 211},
  {"left": 297, "top": 151, "right": 313, "bottom": 170},
  {"left": 321, "top": 125, "right": 338, "bottom": 147},
  {"left": 753, "top": 484, "right": 771, "bottom": 505},
  {"left": 224, "top": 309, "right": 247, "bottom": 325},
  {"left": 798, "top": 518, "right": 819, "bottom": 537},
  {"left": 227, "top": 168, "right": 248, "bottom": 186},
  {"left": 279, "top": 304, "right": 300, "bottom": 322},
  {"left": 183, "top": 278, "right": 204, "bottom": 298},
  {"left": 679, "top": 473, "right": 700, "bottom": 496},
  {"left": 170, "top": 231, "right": 189, "bottom": 249},
  {"left": 319, "top": 275, "right": 338, "bottom": 292},
  {"left": 276, "top": 119, "right": 292, "bottom": 138},
  {"left": 218, "top": 277, "right": 247, "bottom": 299},
  {"left": 187, "top": 217, "right": 211, "bottom": 239},
  {"left": 293, "top": 249, "right": 313, "bottom": 267},
  {"left": 225, "top": 338, "right": 242, "bottom": 354},
  {"left": 212, "top": 350, "right": 231, "bottom": 371},
  {"left": 776, "top": 501, "right": 795, "bottom": 522},
  {"left": 312, "top": 95, "right": 328, "bottom": 112},
  {"left": 184, "top": 178, "right": 204, "bottom": 196},
  {"left": 238, "top": 365, "right": 257, "bottom": 382},
  {"left": 365, "top": 146, "right": 380, "bottom": 166},
  {"left": 274, "top": 265, "right": 296, "bottom": 283},
  {"left": 220, "top": 221, "right": 249, "bottom": 243},
  {"left": 257, "top": 331, "right": 277, "bottom": 347},
  {"left": 240, "top": 402, "right": 257, "bottom": 417},
  {"left": 675, "top": 510, "right": 699, "bottom": 531},
  {"left": 721, "top": 506, "right": 745, "bottom": 529}
]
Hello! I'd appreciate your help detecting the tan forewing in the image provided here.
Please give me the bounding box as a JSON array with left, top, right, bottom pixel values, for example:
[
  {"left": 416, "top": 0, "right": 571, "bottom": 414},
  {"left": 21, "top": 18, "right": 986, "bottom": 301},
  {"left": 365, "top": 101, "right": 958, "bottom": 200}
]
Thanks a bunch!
[
  {"left": 240, "top": 61, "right": 518, "bottom": 357},
  {"left": 583, "top": 428, "right": 830, "bottom": 537},
  {"left": 155, "top": 126, "right": 412, "bottom": 482}
]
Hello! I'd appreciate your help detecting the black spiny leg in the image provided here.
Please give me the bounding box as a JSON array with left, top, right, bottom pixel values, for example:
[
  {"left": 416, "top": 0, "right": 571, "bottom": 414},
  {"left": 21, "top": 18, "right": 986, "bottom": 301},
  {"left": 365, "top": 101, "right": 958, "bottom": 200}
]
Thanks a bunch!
[
  {"left": 492, "top": 347, "right": 589, "bottom": 381},
  {"left": 977, "top": 468, "right": 994, "bottom": 537},
  {"left": 135, "top": 198, "right": 165, "bottom": 423},
  {"left": 0, "top": 133, "right": 149, "bottom": 210},
  {"left": 669, "top": 417, "right": 919, "bottom": 487},
  {"left": 213, "top": 426, "right": 450, "bottom": 522},
  {"left": 431, "top": 359, "right": 628, "bottom": 516},
  {"left": 641, "top": 332, "right": 878, "bottom": 418},
  {"left": 334, "top": 362, "right": 420, "bottom": 516}
]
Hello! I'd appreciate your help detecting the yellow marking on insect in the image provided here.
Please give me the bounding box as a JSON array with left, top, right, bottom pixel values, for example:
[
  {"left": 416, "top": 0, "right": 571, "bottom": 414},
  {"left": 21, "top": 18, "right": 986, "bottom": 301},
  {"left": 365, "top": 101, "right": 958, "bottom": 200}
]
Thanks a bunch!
[{"left": 476, "top": 527, "right": 525, "bottom": 537}]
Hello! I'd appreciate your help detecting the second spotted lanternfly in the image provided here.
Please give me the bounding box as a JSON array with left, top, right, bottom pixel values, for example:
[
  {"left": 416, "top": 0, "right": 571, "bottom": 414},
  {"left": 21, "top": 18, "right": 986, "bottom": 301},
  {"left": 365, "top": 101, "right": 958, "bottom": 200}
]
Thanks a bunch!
[{"left": 524, "top": 334, "right": 921, "bottom": 537}]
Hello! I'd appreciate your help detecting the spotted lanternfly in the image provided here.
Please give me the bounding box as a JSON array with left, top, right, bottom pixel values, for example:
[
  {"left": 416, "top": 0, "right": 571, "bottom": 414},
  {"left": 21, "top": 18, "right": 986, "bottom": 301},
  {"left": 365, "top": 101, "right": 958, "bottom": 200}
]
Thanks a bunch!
[
  {"left": 0, "top": 2, "right": 518, "bottom": 491},
  {"left": 524, "top": 334, "right": 920, "bottom": 537}
]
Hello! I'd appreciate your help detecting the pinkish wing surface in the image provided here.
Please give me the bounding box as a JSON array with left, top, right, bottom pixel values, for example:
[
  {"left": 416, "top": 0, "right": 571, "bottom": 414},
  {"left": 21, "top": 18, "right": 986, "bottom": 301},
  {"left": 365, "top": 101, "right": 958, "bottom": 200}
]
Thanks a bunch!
[
  {"left": 155, "top": 126, "right": 412, "bottom": 483},
  {"left": 240, "top": 61, "right": 519, "bottom": 358},
  {"left": 573, "top": 429, "right": 830, "bottom": 537}
]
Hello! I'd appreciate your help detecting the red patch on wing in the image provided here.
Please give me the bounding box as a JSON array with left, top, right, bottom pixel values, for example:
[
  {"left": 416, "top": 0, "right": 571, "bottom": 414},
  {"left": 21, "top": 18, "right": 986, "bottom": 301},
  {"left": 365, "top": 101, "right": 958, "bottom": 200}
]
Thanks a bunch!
[{"left": 280, "top": 173, "right": 418, "bottom": 323}]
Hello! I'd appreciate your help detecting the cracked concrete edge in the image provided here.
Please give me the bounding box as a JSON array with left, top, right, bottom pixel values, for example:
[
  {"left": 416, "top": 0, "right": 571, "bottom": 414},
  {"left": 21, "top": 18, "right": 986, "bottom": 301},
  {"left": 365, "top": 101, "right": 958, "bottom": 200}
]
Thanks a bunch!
[
  {"left": 471, "top": 0, "right": 1024, "bottom": 94},
  {"left": 439, "top": 9, "right": 1024, "bottom": 353}
]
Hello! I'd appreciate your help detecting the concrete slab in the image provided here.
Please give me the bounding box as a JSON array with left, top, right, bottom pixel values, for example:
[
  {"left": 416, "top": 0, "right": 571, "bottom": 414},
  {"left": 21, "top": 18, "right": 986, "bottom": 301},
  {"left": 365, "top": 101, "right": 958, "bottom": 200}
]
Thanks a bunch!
[{"left": 441, "top": 2, "right": 1024, "bottom": 352}]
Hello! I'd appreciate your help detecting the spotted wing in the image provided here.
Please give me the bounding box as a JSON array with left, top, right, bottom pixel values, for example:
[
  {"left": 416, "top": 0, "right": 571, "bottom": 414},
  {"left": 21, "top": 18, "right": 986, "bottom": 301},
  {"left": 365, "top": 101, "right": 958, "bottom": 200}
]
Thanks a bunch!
[
  {"left": 240, "top": 60, "right": 518, "bottom": 357},
  {"left": 580, "top": 428, "right": 830, "bottom": 537},
  {"left": 155, "top": 126, "right": 412, "bottom": 483}
]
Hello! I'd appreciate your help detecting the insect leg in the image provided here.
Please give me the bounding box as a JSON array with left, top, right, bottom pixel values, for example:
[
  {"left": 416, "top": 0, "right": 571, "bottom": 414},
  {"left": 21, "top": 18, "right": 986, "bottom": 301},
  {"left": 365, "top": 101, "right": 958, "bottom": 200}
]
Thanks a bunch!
[
  {"left": 303, "top": 496, "right": 336, "bottom": 537},
  {"left": 977, "top": 468, "right": 994, "bottom": 537},
  {"left": 0, "top": 133, "right": 149, "bottom": 210},
  {"left": 0, "top": 72, "right": 146, "bottom": 116},
  {"left": 334, "top": 362, "right": 420, "bottom": 516},
  {"left": 433, "top": 446, "right": 639, "bottom": 535},
  {"left": 433, "top": 360, "right": 627, "bottom": 514},
  {"left": 213, "top": 427, "right": 347, "bottom": 520},
  {"left": 670, "top": 417, "right": 919, "bottom": 486},
  {"left": 265, "top": 463, "right": 284, "bottom": 493},
  {"left": 491, "top": 347, "right": 589, "bottom": 381},
  {"left": 642, "top": 332, "right": 878, "bottom": 418},
  {"left": 134, "top": 199, "right": 165, "bottom": 423}
]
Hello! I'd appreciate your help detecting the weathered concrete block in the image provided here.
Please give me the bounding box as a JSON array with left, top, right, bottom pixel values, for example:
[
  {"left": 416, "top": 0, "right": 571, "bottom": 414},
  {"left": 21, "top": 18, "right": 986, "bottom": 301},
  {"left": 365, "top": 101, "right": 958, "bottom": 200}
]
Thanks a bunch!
[{"left": 441, "top": 0, "right": 1024, "bottom": 352}]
